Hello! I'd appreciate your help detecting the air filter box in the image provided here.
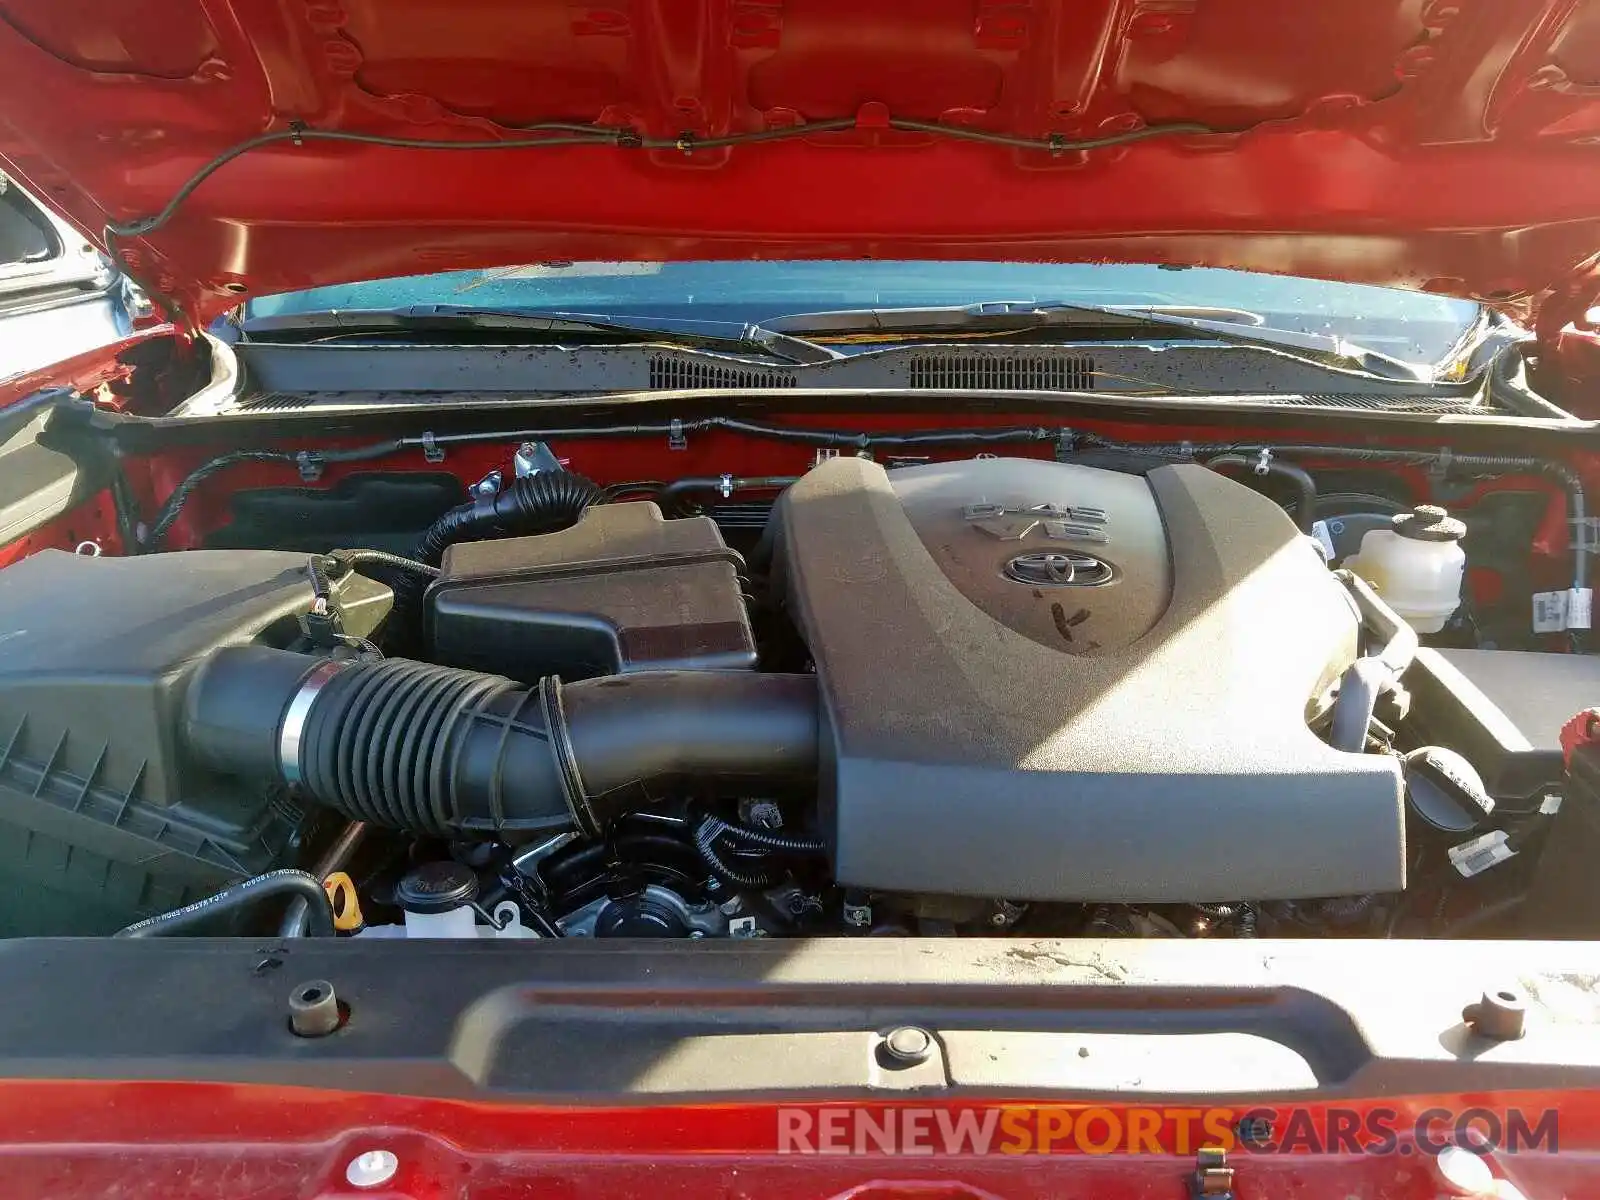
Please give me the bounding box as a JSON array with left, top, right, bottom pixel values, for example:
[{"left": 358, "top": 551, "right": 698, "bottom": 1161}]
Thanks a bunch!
[
  {"left": 0, "top": 548, "right": 391, "bottom": 934},
  {"left": 426, "top": 502, "right": 758, "bottom": 683}
]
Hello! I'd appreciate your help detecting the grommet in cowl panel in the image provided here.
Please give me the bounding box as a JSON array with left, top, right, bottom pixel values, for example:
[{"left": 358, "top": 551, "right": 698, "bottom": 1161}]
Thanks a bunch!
[
  {"left": 288, "top": 979, "right": 340, "bottom": 1037},
  {"left": 345, "top": 1149, "right": 399, "bottom": 1189},
  {"left": 1462, "top": 986, "right": 1527, "bottom": 1040},
  {"left": 881, "top": 1025, "right": 933, "bottom": 1065}
]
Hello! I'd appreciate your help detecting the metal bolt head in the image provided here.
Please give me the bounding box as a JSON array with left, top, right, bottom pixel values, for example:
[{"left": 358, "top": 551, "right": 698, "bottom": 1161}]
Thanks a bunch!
[
  {"left": 345, "top": 1149, "right": 399, "bottom": 1189},
  {"left": 882, "top": 1025, "right": 932, "bottom": 1065},
  {"left": 988, "top": 900, "right": 1025, "bottom": 928}
]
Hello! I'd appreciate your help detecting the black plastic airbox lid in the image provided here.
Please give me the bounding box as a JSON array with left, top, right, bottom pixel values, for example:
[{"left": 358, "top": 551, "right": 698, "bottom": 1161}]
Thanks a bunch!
[
  {"left": 427, "top": 502, "right": 758, "bottom": 683},
  {"left": 1404, "top": 648, "right": 1600, "bottom": 803}
]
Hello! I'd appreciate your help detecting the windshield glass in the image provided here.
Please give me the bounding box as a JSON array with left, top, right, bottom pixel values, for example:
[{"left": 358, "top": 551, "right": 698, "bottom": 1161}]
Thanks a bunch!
[{"left": 247, "top": 261, "right": 1483, "bottom": 365}]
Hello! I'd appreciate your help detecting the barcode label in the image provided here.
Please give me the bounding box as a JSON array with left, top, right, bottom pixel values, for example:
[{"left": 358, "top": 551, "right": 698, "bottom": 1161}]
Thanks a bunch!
[
  {"left": 1569, "top": 587, "right": 1594, "bottom": 630},
  {"left": 1310, "top": 520, "right": 1338, "bottom": 562},
  {"left": 1533, "top": 591, "right": 1569, "bottom": 634},
  {"left": 1449, "top": 830, "right": 1516, "bottom": 878}
]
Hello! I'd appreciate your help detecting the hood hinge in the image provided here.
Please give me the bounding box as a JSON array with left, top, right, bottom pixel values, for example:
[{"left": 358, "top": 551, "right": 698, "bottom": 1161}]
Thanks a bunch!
[{"left": 1536, "top": 252, "right": 1600, "bottom": 353}]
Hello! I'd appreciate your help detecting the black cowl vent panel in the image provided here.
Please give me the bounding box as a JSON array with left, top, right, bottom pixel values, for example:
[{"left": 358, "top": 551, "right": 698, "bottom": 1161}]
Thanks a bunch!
[{"left": 770, "top": 456, "right": 1404, "bottom": 903}]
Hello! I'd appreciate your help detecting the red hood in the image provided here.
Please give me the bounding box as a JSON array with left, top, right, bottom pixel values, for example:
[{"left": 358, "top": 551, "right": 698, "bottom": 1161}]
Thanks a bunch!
[{"left": 4, "top": 0, "right": 1600, "bottom": 332}]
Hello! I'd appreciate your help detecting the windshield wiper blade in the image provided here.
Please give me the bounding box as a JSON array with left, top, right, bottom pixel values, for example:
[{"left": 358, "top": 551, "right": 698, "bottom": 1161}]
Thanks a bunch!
[
  {"left": 764, "top": 300, "right": 1436, "bottom": 382},
  {"left": 241, "top": 304, "right": 840, "bottom": 364}
]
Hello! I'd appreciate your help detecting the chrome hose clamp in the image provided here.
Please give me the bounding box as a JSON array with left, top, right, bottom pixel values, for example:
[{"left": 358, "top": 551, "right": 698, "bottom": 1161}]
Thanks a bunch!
[{"left": 278, "top": 659, "right": 349, "bottom": 787}]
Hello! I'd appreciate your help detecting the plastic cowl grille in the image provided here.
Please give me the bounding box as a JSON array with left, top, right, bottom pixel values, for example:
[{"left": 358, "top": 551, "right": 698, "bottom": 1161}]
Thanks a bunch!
[{"left": 907, "top": 353, "right": 1094, "bottom": 391}]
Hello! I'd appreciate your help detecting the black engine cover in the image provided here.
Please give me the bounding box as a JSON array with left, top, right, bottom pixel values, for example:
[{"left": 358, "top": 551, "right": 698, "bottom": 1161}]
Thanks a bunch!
[{"left": 771, "top": 456, "right": 1404, "bottom": 902}]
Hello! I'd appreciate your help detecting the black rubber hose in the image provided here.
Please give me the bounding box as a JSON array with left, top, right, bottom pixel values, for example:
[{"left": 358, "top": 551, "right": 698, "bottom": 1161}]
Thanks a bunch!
[
  {"left": 1329, "top": 658, "right": 1392, "bottom": 753},
  {"left": 658, "top": 476, "right": 799, "bottom": 515},
  {"left": 1337, "top": 569, "right": 1421, "bottom": 676},
  {"left": 388, "top": 470, "right": 603, "bottom": 639},
  {"left": 309, "top": 549, "right": 440, "bottom": 617},
  {"left": 326, "top": 548, "right": 441, "bottom": 578},
  {"left": 115, "top": 869, "right": 336, "bottom": 938},
  {"left": 1552, "top": 464, "right": 1590, "bottom": 591},
  {"left": 183, "top": 646, "right": 820, "bottom": 841},
  {"left": 133, "top": 425, "right": 1060, "bottom": 545},
  {"left": 1205, "top": 453, "right": 1318, "bottom": 533},
  {"left": 142, "top": 441, "right": 406, "bottom": 552},
  {"left": 130, "top": 422, "right": 1584, "bottom": 562},
  {"left": 415, "top": 470, "right": 603, "bottom": 565},
  {"left": 690, "top": 812, "right": 825, "bottom": 893},
  {"left": 306, "top": 553, "right": 335, "bottom": 609},
  {"left": 144, "top": 450, "right": 298, "bottom": 550},
  {"left": 703, "top": 814, "right": 827, "bottom": 854},
  {"left": 1082, "top": 434, "right": 1590, "bottom": 593},
  {"left": 1327, "top": 569, "right": 1420, "bottom": 753},
  {"left": 694, "top": 818, "right": 783, "bottom": 889},
  {"left": 1317, "top": 893, "right": 1377, "bottom": 925},
  {"left": 1192, "top": 902, "right": 1258, "bottom": 937}
]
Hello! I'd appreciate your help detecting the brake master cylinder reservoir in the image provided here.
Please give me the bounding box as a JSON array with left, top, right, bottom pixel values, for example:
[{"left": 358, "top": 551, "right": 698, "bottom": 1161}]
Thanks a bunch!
[
  {"left": 357, "top": 861, "right": 537, "bottom": 939},
  {"left": 1344, "top": 505, "right": 1466, "bottom": 633}
]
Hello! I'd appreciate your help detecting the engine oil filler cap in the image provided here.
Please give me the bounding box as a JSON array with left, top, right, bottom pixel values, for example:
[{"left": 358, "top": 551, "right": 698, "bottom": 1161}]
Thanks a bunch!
[
  {"left": 1403, "top": 746, "right": 1494, "bottom": 833},
  {"left": 1393, "top": 505, "right": 1466, "bottom": 543},
  {"left": 395, "top": 861, "right": 479, "bottom": 914}
]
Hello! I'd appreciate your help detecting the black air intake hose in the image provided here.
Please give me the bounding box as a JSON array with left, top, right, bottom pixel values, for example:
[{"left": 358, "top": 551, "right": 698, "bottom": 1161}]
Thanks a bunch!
[
  {"left": 417, "top": 470, "right": 604, "bottom": 566},
  {"left": 183, "top": 647, "right": 819, "bottom": 841}
]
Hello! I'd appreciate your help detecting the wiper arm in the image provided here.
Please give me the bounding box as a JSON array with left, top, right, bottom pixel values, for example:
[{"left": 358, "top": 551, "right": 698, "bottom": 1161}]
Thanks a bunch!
[
  {"left": 241, "top": 305, "right": 840, "bottom": 364},
  {"left": 764, "top": 300, "right": 1436, "bottom": 382},
  {"left": 1081, "top": 303, "right": 1431, "bottom": 382}
]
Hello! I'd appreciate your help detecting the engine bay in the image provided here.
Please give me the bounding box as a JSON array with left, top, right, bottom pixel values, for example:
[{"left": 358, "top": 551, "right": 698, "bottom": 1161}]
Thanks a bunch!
[{"left": 2, "top": 412, "right": 1598, "bottom": 944}]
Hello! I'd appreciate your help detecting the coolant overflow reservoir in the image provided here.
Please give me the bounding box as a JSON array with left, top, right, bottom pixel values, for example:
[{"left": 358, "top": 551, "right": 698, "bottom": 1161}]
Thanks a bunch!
[{"left": 1344, "top": 505, "right": 1466, "bottom": 633}]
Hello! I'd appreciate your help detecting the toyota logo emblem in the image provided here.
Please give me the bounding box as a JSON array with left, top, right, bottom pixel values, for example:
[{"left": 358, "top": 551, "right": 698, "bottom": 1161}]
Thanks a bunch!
[{"left": 1003, "top": 550, "right": 1115, "bottom": 587}]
